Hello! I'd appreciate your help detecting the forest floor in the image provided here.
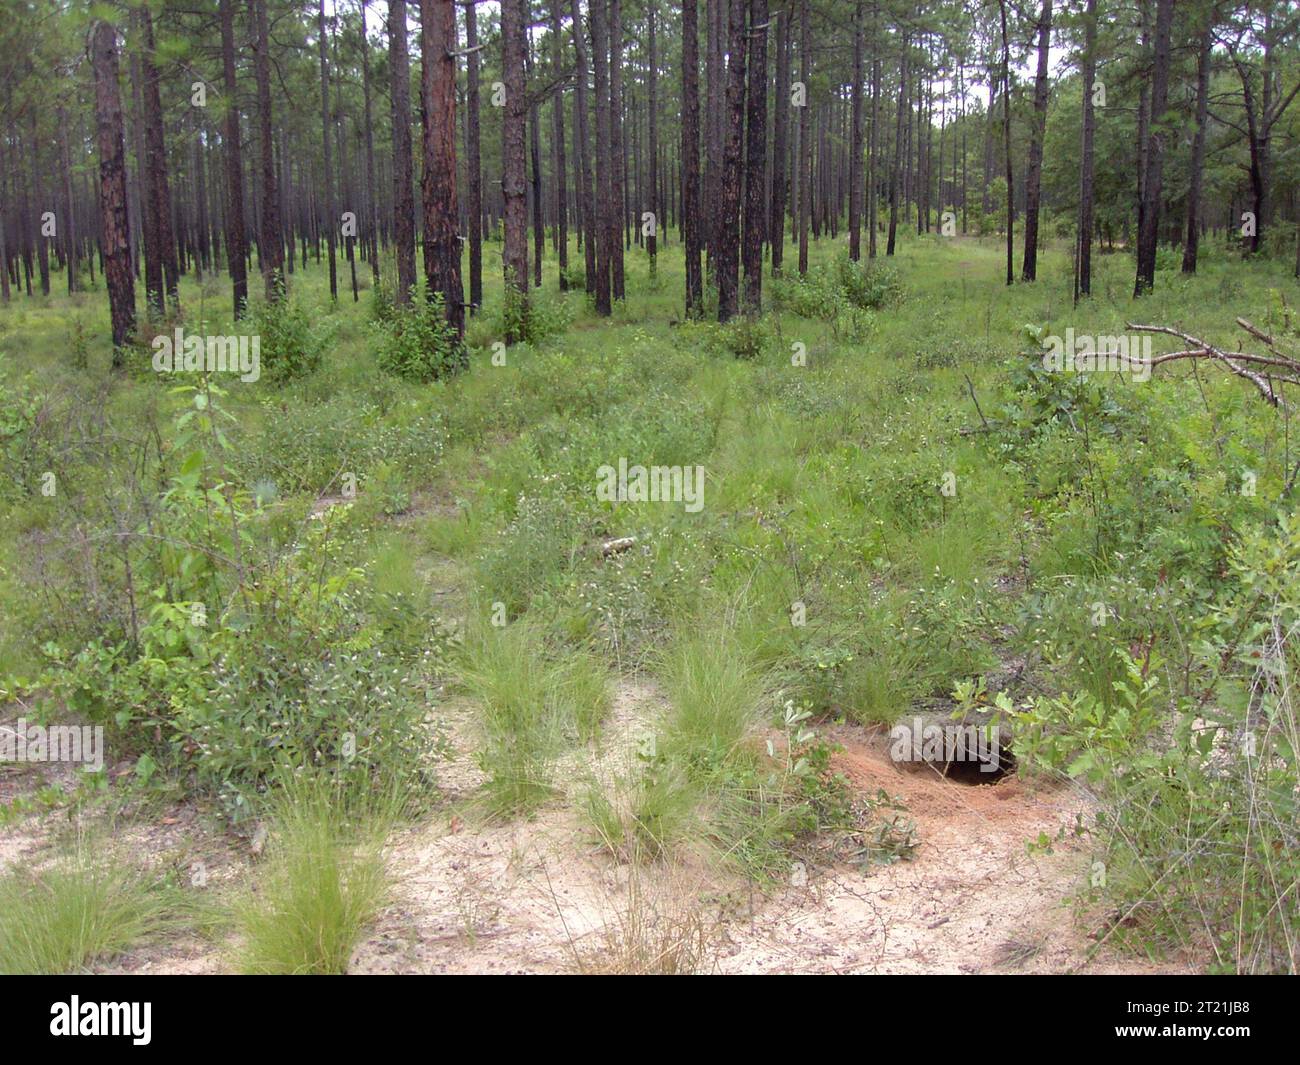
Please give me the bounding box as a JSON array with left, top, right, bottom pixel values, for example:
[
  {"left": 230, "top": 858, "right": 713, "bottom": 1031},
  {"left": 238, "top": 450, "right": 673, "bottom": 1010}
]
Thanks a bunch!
[
  {"left": 0, "top": 683, "right": 1188, "bottom": 974},
  {"left": 4, "top": 231, "right": 1295, "bottom": 974}
]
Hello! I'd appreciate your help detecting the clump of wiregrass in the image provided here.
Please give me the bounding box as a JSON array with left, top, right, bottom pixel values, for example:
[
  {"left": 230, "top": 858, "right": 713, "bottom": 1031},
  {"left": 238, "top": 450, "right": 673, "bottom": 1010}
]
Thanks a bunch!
[
  {"left": 0, "top": 842, "right": 185, "bottom": 975},
  {"left": 457, "top": 615, "right": 612, "bottom": 816},
  {"left": 583, "top": 615, "right": 837, "bottom": 880},
  {"left": 576, "top": 622, "right": 763, "bottom": 868},
  {"left": 566, "top": 866, "right": 718, "bottom": 975},
  {"left": 232, "top": 773, "right": 404, "bottom": 975},
  {"left": 582, "top": 760, "right": 701, "bottom": 863},
  {"left": 658, "top": 622, "right": 767, "bottom": 772}
]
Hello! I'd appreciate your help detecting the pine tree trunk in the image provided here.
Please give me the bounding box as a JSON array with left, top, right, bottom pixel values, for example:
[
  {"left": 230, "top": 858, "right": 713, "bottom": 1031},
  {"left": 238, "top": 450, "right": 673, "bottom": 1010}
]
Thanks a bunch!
[
  {"left": 887, "top": 39, "right": 906, "bottom": 257},
  {"left": 361, "top": 0, "right": 381, "bottom": 285},
  {"left": 770, "top": 5, "right": 789, "bottom": 274},
  {"left": 421, "top": 0, "right": 466, "bottom": 339},
  {"left": 1134, "top": 0, "right": 1173, "bottom": 295},
  {"left": 590, "top": 0, "right": 613, "bottom": 315},
  {"left": 56, "top": 106, "right": 77, "bottom": 293},
  {"left": 646, "top": 2, "right": 658, "bottom": 275},
  {"left": 682, "top": 0, "right": 703, "bottom": 315},
  {"left": 219, "top": 0, "right": 247, "bottom": 317},
  {"left": 868, "top": 1, "right": 880, "bottom": 258},
  {"left": 569, "top": 0, "right": 597, "bottom": 296},
  {"left": 527, "top": 31, "right": 544, "bottom": 288},
  {"left": 797, "top": 0, "right": 810, "bottom": 275},
  {"left": 550, "top": 0, "right": 569, "bottom": 289},
  {"left": 1020, "top": 0, "right": 1051, "bottom": 282},
  {"left": 997, "top": 0, "right": 1013, "bottom": 286},
  {"left": 252, "top": 0, "right": 284, "bottom": 300},
  {"left": 92, "top": 20, "right": 136, "bottom": 358},
  {"left": 1077, "top": 0, "right": 1097, "bottom": 299},
  {"left": 716, "top": 0, "right": 747, "bottom": 321},
  {"left": 389, "top": 0, "right": 417, "bottom": 303},
  {"left": 848, "top": 1, "right": 864, "bottom": 261},
  {"left": 501, "top": 0, "right": 531, "bottom": 332},
  {"left": 464, "top": 1, "right": 483, "bottom": 311},
  {"left": 741, "top": 0, "right": 767, "bottom": 313},
  {"left": 704, "top": 0, "right": 724, "bottom": 271},
  {"left": 1182, "top": 21, "right": 1212, "bottom": 274},
  {"left": 318, "top": 0, "right": 338, "bottom": 301},
  {"left": 609, "top": 0, "right": 626, "bottom": 300}
]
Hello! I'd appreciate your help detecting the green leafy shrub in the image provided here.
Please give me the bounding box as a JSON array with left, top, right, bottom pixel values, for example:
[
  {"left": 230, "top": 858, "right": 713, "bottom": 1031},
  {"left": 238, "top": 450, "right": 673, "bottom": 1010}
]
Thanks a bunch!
[
  {"left": 1018, "top": 516, "right": 1300, "bottom": 973},
  {"left": 834, "top": 257, "right": 904, "bottom": 310},
  {"left": 702, "top": 316, "right": 773, "bottom": 360},
  {"left": 496, "top": 284, "right": 574, "bottom": 346},
  {"left": 27, "top": 387, "right": 446, "bottom": 820},
  {"left": 252, "top": 297, "right": 329, "bottom": 384},
  {"left": 373, "top": 292, "right": 465, "bottom": 382},
  {"left": 0, "top": 354, "right": 38, "bottom": 501}
]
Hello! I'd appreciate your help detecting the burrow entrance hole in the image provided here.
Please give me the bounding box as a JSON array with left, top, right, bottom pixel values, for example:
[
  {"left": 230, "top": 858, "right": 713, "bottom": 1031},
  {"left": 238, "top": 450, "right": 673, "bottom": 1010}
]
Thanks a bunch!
[{"left": 935, "top": 742, "right": 1016, "bottom": 785}]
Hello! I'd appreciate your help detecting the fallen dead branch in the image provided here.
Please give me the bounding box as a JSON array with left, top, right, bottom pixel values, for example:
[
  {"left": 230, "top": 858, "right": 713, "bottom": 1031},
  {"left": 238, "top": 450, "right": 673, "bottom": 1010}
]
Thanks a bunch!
[{"left": 1125, "top": 319, "right": 1300, "bottom": 409}]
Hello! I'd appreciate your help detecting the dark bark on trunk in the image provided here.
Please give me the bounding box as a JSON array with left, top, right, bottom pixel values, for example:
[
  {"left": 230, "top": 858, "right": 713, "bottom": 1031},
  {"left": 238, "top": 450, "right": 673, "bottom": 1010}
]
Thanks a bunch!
[
  {"left": 389, "top": 0, "right": 416, "bottom": 303},
  {"left": 609, "top": 0, "right": 626, "bottom": 300},
  {"left": 361, "top": 0, "right": 381, "bottom": 285},
  {"left": 716, "top": 0, "right": 747, "bottom": 321},
  {"left": 848, "top": 1, "right": 864, "bottom": 261},
  {"left": 1134, "top": 4, "right": 1151, "bottom": 259},
  {"left": 570, "top": 0, "right": 597, "bottom": 296},
  {"left": 741, "top": 0, "right": 767, "bottom": 312},
  {"left": 647, "top": 1, "right": 658, "bottom": 274},
  {"left": 527, "top": 35, "right": 544, "bottom": 288},
  {"left": 997, "top": 0, "right": 1013, "bottom": 286},
  {"left": 334, "top": 30, "right": 358, "bottom": 302},
  {"left": 0, "top": 135, "right": 10, "bottom": 303},
  {"left": 57, "top": 106, "right": 78, "bottom": 292},
  {"left": 797, "top": 0, "right": 810, "bottom": 275},
  {"left": 128, "top": 34, "right": 159, "bottom": 313},
  {"left": 1076, "top": 0, "right": 1096, "bottom": 299},
  {"left": 868, "top": 0, "right": 879, "bottom": 257},
  {"left": 591, "top": 0, "right": 613, "bottom": 314},
  {"left": 1182, "top": 22, "right": 1212, "bottom": 274},
  {"left": 1134, "top": 0, "right": 1173, "bottom": 295},
  {"left": 318, "top": 0, "right": 338, "bottom": 301},
  {"left": 1020, "top": 0, "right": 1051, "bottom": 282},
  {"left": 705, "top": 0, "right": 724, "bottom": 270},
  {"left": 464, "top": 1, "right": 483, "bottom": 310},
  {"left": 138, "top": 5, "right": 177, "bottom": 308},
  {"left": 550, "top": 0, "right": 570, "bottom": 288},
  {"left": 93, "top": 20, "right": 136, "bottom": 358},
  {"left": 682, "top": 0, "right": 703, "bottom": 315},
  {"left": 219, "top": 0, "right": 247, "bottom": 316},
  {"left": 770, "top": 4, "right": 789, "bottom": 273},
  {"left": 252, "top": 0, "right": 283, "bottom": 299},
  {"left": 421, "top": 0, "right": 466, "bottom": 338},
  {"left": 501, "top": 0, "right": 530, "bottom": 333},
  {"left": 887, "top": 38, "right": 906, "bottom": 256}
]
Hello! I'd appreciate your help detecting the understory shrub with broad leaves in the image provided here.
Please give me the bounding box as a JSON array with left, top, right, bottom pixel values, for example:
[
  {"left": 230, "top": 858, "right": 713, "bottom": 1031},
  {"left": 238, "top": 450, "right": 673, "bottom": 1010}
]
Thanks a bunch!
[
  {"left": 373, "top": 292, "right": 465, "bottom": 382},
  {"left": 0, "top": 354, "right": 38, "bottom": 502},
  {"left": 833, "top": 257, "right": 904, "bottom": 310},
  {"left": 770, "top": 256, "right": 901, "bottom": 339},
  {"left": 24, "top": 382, "right": 446, "bottom": 820},
  {"left": 251, "top": 295, "right": 330, "bottom": 384},
  {"left": 1015, "top": 514, "right": 1300, "bottom": 974},
  {"left": 703, "top": 316, "right": 775, "bottom": 361},
  {"left": 497, "top": 283, "right": 574, "bottom": 346}
]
